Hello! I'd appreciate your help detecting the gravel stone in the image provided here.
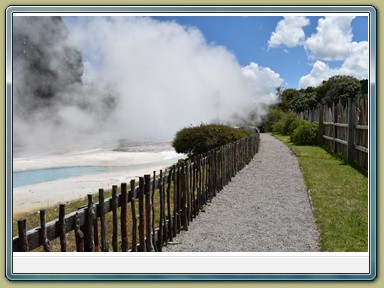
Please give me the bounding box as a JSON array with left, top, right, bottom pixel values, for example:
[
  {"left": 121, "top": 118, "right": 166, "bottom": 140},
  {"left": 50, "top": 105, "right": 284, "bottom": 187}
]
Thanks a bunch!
[{"left": 162, "top": 133, "right": 320, "bottom": 252}]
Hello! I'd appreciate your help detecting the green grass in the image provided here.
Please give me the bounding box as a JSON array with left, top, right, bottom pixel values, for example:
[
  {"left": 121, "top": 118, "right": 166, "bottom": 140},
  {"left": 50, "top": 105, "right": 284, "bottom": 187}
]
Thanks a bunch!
[{"left": 273, "top": 134, "right": 368, "bottom": 252}]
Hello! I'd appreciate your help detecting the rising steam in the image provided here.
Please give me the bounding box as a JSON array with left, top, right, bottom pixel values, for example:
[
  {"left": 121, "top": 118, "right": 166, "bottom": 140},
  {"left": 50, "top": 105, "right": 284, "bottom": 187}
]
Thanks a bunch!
[{"left": 13, "top": 16, "right": 282, "bottom": 156}]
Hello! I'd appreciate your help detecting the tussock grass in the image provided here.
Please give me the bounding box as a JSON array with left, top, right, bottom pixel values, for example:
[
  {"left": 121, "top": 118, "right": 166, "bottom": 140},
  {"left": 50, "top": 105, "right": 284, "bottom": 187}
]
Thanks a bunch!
[{"left": 274, "top": 134, "right": 368, "bottom": 252}]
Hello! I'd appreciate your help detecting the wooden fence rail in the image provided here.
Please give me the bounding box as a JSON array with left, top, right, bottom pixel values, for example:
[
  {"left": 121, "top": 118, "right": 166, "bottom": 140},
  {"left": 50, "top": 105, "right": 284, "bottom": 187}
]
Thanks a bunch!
[
  {"left": 13, "top": 132, "right": 260, "bottom": 252},
  {"left": 298, "top": 98, "right": 368, "bottom": 171}
]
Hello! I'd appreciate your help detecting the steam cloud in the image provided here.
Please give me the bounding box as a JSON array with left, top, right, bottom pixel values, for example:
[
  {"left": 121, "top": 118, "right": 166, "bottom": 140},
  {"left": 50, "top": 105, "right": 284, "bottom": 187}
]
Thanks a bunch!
[{"left": 13, "top": 16, "right": 282, "bottom": 156}]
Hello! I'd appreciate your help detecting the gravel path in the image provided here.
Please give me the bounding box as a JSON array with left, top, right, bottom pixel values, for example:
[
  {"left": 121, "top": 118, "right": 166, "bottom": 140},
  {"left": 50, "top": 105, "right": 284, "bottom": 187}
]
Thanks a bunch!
[{"left": 163, "top": 133, "right": 320, "bottom": 252}]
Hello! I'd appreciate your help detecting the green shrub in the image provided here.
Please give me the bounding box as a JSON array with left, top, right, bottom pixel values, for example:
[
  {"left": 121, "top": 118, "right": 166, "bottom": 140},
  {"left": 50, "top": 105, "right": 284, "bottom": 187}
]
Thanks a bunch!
[
  {"left": 271, "top": 118, "right": 284, "bottom": 134},
  {"left": 259, "top": 108, "right": 285, "bottom": 132},
  {"left": 272, "top": 112, "right": 300, "bottom": 136},
  {"left": 172, "top": 124, "right": 253, "bottom": 157},
  {"left": 290, "top": 120, "right": 319, "bottom": 145}
]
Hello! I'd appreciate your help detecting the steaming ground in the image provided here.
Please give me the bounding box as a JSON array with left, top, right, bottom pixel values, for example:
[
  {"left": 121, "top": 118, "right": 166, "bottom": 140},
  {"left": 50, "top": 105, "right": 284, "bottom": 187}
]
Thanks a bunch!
[
  {"left": 13, "top": 16, "right": 283, "bottom": 155},
  {"left": 13, "top": 142, "right": 184, "bottom": 216}
]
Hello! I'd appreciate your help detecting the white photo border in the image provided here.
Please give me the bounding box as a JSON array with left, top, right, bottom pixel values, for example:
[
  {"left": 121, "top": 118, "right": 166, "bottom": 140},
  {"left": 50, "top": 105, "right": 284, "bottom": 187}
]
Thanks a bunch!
[{"left": 5, "top": 5, "right": 377, "bottom": 281}]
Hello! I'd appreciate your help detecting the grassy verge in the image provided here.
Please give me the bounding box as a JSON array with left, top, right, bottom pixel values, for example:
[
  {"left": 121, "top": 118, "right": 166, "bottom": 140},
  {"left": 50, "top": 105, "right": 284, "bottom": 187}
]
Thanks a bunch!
[{"left": 273, "top": 134, "right": 368, "bottom": 252}]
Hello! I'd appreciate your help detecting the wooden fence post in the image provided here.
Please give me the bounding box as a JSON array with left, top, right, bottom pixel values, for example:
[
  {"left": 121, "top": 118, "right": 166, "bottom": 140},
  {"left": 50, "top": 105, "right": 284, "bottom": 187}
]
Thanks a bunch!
[
  {"left": 318, "top": 104, "right": 324, "bottom": 145},
  {"left": 39, "top": 209, "right": 51, "bottom": 252},
  {"left": 151, "top": 171, "right": 157, "bottom": 252},
  {"left": 186, "top": 163, "right": 191, "bottom": 229},
  {"left": 333, "top": 102, "right": 337, "bottom": 153},
  {"left": 120, "top": 182, "right": 128, "bottom": 252},
  {"left": 207, "top": 150, "right": 215, "bottom": 201},
  {"left": 59, "top": 203, "right": 67, "bottom": 252},
  {"left": 158, "top": 169, "right": 164, "bottom": 251},
  {"left": 348, "top": 98, "right": 356, "bottom": 164},
  {"left": 215, "top": 149, "right": 218, "bottom": 196},
  {"left": 162, "top": 169, "right": 168, "bottom": 246},
  {"left": 17, "top": 218, "right": 29, "bottom": 252},
  {"left": 181, "top": 165, "right": 189, "bottom": 231},
  {"left": 130, "top": 179, "right": 137, "bottom": 252},
  {"left": 138, "top": 177, "right": 145, "bottom": 252},
  {"left": 203, "top": 155, "right": 207, "bottom": 205},
  {"left": 180, "top": 165, "right": 185, "bottom": 229},
  {"left": 191, "top": 159, "right": 196, "bottom": 219},
  {"left": 93, "top": 217, "right": 99, "bottom": 252},
  {"left": 172, "top": 165, "right": 177, "bottom": 238},
  {"left": 166, "top": 168, "right": 173, "bottom": 241},
  {"left": 191, "top": 163, "right": 196, "bottom": 219},
  {"left": 176, "top": 164, "right": 182, "bottom": 233},
  {"left": 84, "top": 194, "right": 94, "bottom": 252},
  {"left": 144, "top": 174, "right": 154, "bottom": 252},
  {"left": 197, "top": 156, "right": 202, "bottom": 211},
  {"left": 111, "top": 185, "right": 118, "bottom": 252},
  {"left": 208, "top": 151, "right": 213, "bottom": 202},
  {"left": 98, "top": 189, "right": 109, "bottom": 252},
  {"left": 74, "top": 212, "right": 84, "bottom": 252}
]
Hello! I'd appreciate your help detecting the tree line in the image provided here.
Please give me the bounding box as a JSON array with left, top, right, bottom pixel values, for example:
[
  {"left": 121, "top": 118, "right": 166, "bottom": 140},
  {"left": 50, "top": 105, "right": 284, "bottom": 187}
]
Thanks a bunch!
[{"left": 274, "top": 75, "right": 368, "bottom": 114}]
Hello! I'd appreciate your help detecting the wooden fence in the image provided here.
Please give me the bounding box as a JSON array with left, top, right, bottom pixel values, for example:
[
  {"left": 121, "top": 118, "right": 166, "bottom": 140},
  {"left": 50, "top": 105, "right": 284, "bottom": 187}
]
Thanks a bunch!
[
  {"left": 297, "top": 98, "right": 368, "bottom": 171},
  {"left": 13, "top": 132, "right": 260, "bottom": 252}
]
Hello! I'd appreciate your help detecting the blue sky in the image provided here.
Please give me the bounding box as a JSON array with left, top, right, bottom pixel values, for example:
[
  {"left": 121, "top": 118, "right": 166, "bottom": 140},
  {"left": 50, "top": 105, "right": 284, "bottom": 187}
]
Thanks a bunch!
[{"left": 150, "top": 15, "right": 368, "bottom": 89}]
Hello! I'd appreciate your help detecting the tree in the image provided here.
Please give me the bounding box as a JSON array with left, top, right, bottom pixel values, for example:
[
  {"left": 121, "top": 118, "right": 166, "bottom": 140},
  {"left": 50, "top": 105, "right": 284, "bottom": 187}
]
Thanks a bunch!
[
  {"left": 360, "top": 79, "right": 368, "bottom": 97},
  {"left": 287, "top": 87, "right": 317, "bottom": 113},
  {"left": 302, "top": 86, "right": 318, "bottom": 110},
  {"left": 317, "top": 75, "right": 362, "bottom": 106},
  {"left": 279, "top": 88, "right": 299, "bottom": 112}
]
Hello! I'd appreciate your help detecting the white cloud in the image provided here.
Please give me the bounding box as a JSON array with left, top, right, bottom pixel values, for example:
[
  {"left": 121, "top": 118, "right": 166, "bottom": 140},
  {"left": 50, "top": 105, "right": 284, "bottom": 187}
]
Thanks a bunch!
[
  {"left": 268, "top": 16, "right": 310, "bottom": 48},
  {"left": 242, "top": 62, "right": 283, "bottom": 104},
  {"left": 304, "top": 16, "right": 355, "bottom": 61},
  {"left": 299, "top": 16, "right": 368, "bottom": 88},
  {"left": 298, "top": 60, "right": 336, "bottom": 88},
  {"left": 299, "top": 41, "right": 368, "bottom": 88},
  {"left": 338, "top": 41, "right": 368, "bottom": 78}
]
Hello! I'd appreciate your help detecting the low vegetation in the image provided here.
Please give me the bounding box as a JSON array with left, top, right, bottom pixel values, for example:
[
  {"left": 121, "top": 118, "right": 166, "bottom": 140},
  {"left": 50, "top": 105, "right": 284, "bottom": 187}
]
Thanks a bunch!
[
  {"left": 172, "top": 123, "right": 253, "bottom": 157},
  {"left": 274, "top": 134, "right": 368, "bottom": 252},
  {"left": 263, "top": 108, "right": 318, "bottom": 146},
  {"left": 290, "top": 120, "right": 318, "bottom": 146},
  {"left": 271, "top": 112, "right": 300, "bottom": 136}
]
